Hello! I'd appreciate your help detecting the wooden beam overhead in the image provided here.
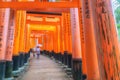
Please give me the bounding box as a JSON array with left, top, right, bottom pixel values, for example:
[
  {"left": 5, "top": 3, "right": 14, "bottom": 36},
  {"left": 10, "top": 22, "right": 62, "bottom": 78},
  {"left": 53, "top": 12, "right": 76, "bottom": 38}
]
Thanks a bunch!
[
  {"left": 27, "top": 8, "right": 70, "bottom": 13},
  {"left": 0, "top": 2, "right": 78, "bottom": 10},
  {"left": 26, "top": 20, "right": 59, "bottom": 26},
  {"left": 27, "top": 11, "right": 62, "bottom": 16},
  {"left": 27, "top": 13, "right": 61, "bottom": 18}
]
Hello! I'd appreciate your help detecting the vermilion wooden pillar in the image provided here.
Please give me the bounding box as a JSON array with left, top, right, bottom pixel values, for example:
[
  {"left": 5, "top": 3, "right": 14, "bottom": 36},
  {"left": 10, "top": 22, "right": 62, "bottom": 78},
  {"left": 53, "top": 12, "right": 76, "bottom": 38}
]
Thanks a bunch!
[
  {"left": 70, "top": 8, "right": 82, "bottom": 80},
  {"left": 12, "top": 10, "right": 22, "bottom": 76},
  {"left": 66, "top": 13, "right": 72, "bottom": 54},
  {"left": 90, "top": 0, "right": 120, "bottom": 79},
  {"left": 0, "top": 8, "right": 10, "bottom": 80},
  {"left": 18, "top": 11, "right": 26, "bottom": 68},
  {"left": 46, "top": 32, "right": 50, "bottom": 51},
  {"left": 42, "top": 34, "right": 46, "bottom": 50},
  {"left": 46, "top": 33, "right": 50, "bottom": 51},
  {"left": 59, "top": 16, "right": 65, "bottom": 63},
  {"left": 82, "top": 0, "right": 100, "bottom": 79},
  {"left": 5, "top": 9, "right": 15, "bottom": 80},
  {"left": 44, "top": 32, "right": 47, "bottom": 50},
  {"left": 57, "top": 25, "right": 61, "bottom": 53},
  {"left": 61, "top": 13, "right": 69, "bottom": 65},
  {"left": 53, "top": 27, "right": 58, "bottom": 53},
  {"left": 25, "top": 24, "right": 31, "bottom": 53},
  {"left": 63, "top": 13, "right": 69, "bottom": 52},
  {"left": 66, "top": 13, "right": 72, "bottom": 68},
  {"left": 24, "top": 23, "right": 31, "bottom": 64},
  {"left": 65, "top": 13, "right": 72, "bottom": 58},
  {"left": 41, "top": 34, "right": 44, "bottom": 50},
  {"left": 47, "top": 31, "right": 53, "bottom": 52},
  {"left": 60, "top": 16, "right": 65, "bottom": 54},
  {"left": 44, "top": 32, "right": 48, "bottom": 51},
  {"left": 78, "top": 0, "right": 87, "bottom": 77},
  {"left": 24, "top": 16, "right": 27, "bottom": 54},
  {"left": 57, "top": 25, "right": 62, "bottom": 61},
  {"left": 49, "top": 31, "right": 54, "bottom": 51},
  {"left": 51, "top": 31, "right": 54, "bottom": 51},
  {"left": 63, "top": 13, "right": 72, "bottom": 68}
]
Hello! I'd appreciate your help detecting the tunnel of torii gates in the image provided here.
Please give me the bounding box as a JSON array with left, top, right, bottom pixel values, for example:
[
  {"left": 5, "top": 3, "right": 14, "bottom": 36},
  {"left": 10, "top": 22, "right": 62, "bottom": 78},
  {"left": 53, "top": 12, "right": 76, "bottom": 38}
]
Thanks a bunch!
[{"left": 0, "top": 0, "right": 120, "bottom": 80}]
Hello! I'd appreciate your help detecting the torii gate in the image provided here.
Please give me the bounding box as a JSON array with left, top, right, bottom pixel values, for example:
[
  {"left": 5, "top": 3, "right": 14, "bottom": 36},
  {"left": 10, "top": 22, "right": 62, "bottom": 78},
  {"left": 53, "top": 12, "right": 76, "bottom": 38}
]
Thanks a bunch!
[{"left": 0, "top": 0, "right": 120, "bottom": 80}]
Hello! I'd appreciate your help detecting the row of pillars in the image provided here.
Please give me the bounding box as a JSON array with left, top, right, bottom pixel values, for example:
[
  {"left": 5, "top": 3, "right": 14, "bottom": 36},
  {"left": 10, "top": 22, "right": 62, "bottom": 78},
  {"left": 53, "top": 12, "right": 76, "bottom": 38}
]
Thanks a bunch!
[
  {"left": 0, "top": 8, "right": 31, "bottom": 80},
  {"left": 73, "top": 0, "right": 120, "bottom": 79},
  {"left": 32, "top": 0, "right": 120, "bottom": 80},
  {"left": 70, "top": 0, "right": 120, "bottom": 79}
]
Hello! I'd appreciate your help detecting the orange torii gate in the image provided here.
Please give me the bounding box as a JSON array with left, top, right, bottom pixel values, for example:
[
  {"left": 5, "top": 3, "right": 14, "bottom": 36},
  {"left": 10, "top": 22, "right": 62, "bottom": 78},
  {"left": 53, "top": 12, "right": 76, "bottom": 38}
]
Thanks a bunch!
[{"left": 0, "top": 0, "right": 120, "bottom": 80}]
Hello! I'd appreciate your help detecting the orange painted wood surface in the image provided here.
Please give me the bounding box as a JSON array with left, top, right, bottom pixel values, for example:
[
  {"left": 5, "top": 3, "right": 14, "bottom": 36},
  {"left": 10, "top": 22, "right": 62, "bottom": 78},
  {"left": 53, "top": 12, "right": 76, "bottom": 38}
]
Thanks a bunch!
[
  {"left": 82, "top": 0, "right": 100, "bottom": 79},
  {"left": 78, "top": 0, "right": 87, "bottom": 75},
  {"left": 0, "top": 8, "right": 10, "bottom": 60},
  {"left": 70, "top": 8, "right": 82, "bottom": 59},
  {"left": 0, "top": 1, "right": 78, "bottom": 9},
  {"left": 90, "top": 0, "right": 120, "bottom": 79},
  {"left": 5, "top": 10, "right": 15, "bottom": 61},
  {"left": 19, "top": 11, "right": 26, "bottom": 53},
  {"left": 62, "top": 13, "right": 72, "bottom": 53},
  {"left": 13, "top": 11, "right": 22, "bottom": 55},
  {"left": 0, "top": 9, "right": 5, "bottom": 60}
]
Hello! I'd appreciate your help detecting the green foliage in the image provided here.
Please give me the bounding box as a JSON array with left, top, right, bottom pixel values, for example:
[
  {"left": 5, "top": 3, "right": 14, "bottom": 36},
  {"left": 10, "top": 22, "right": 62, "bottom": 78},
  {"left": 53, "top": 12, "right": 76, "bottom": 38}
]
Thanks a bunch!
[
  {"left": 117, "top": 0, "right": 120, "bottom": 3},
  {"left": 117, "top": 24, "right": 120, "bottom": 40},
  {"left": 114, "top": 0, "right": 120, "bottom": 40},
  {"left": 115, "top": 7, "right": 120, "bottom": 23},
  {"left": 117, "top": 24, "right": 120, "bottom": 28}
]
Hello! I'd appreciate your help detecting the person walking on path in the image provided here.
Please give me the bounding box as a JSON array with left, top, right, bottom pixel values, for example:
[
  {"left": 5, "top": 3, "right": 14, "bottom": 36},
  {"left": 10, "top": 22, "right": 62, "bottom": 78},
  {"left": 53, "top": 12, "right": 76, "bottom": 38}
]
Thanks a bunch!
[{"left": 35, "top": 45, "right": 40, "bottom": 59}]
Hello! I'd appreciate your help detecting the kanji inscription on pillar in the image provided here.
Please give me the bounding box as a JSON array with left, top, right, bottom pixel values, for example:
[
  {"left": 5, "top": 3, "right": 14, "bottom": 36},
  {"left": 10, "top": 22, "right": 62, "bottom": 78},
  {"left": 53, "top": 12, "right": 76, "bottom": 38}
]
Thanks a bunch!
[
  {"left": 6, "top": 10, "right": 15, "bottom": 61},
  {"left": 0, "top": 9, "right": 5, "bottom": 60}
]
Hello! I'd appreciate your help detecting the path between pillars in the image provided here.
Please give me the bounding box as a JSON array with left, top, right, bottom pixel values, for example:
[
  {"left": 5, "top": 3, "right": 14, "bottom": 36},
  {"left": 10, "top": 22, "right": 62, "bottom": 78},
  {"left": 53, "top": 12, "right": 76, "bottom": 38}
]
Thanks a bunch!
[{"left": 18, "top": 54, "right": 73, "bottom": 80}]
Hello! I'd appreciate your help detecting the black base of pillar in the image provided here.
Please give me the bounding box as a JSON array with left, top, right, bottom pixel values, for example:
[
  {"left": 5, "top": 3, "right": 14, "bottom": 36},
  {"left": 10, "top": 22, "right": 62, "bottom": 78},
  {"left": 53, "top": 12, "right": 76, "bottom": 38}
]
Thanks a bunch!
[
  {"left": 67, "top": 54, "right": 72, "bottom": 68},
  {"left": 5, "top": 61, "right": 13, "bottom": 78},
  {"left": 56, "top": 53, "right": 60, "bottom": 61},
  {"left": 53, "top": 52, "right": 57, "bottom": 59},
  {"left": 72, "top": 59, "right": 82, "bottom": 80},
  {"left": 42, "top": 50, "right": 46, "bottom": 55},
  {"left": 82, "top": 74, "right": 87, "bottom": 80},
  {"left": 12, "top": 55, "right": 21, "bottom": 77},
  {"left": 61, "top": 54, "right": 64, "bottom": 64},
  {"left": 50, "top": 51, "right": 54, "bottom": 58},
  {"left": 59, "top": 53, "right": 62, "bottom": 62},
  {"left": 64, "top": 51, "right": 68, "bottom": 66},
  {"left": 28, "top": 51, "right": 30, "bottom": 58},
  {"left": 44, "top": 50, "right": 46, "bottom": 55},
  {"left": 0, "top": 60, "right": 6, "bottom": 80},
  {"left": 13, "top": 55, "right": 20, "bottom": 71},
  {"left": 40, "top": 51, "right": 43, "bottom": 55},
  {"left": 27, "top": 52, "right": 30, "bottom": 60},
  {"left": 51, "top": 50, "right": 54, "bottom": 57},
  {"left": 19, "top": 52, "right": 24, "bottom": 67},
  {"left": 47, "top": 51, "right": 50, "bottom": 57},
  {"left": 24, "top": 53, "right": 28, "bottom": 64}
]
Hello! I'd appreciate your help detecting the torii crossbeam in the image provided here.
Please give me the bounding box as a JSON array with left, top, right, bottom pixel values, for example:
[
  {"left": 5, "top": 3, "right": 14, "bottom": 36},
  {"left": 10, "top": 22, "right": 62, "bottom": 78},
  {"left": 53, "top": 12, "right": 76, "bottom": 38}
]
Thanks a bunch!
[{"left": 0, "top": 1, "right": 79, "bottom": 10}]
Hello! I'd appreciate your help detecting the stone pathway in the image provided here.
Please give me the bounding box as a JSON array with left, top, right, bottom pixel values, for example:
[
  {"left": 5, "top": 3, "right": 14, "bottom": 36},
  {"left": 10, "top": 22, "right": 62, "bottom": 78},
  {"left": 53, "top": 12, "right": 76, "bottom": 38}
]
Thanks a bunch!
[{"left": 19, "top": 55, "right": 73, "bottom": 80}]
